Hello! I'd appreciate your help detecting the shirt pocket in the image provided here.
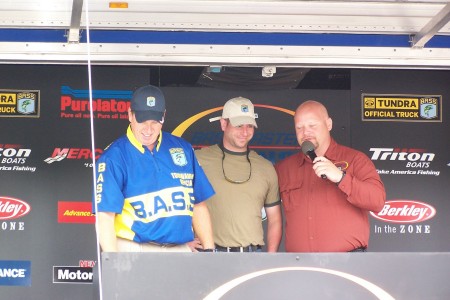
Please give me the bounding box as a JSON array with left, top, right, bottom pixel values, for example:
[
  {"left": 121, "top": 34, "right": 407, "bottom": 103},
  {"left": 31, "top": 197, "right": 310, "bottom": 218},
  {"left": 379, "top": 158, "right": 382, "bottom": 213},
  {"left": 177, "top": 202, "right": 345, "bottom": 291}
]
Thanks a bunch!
[{"left": 279, "top": 181, "right": 303, "bottom": 212}]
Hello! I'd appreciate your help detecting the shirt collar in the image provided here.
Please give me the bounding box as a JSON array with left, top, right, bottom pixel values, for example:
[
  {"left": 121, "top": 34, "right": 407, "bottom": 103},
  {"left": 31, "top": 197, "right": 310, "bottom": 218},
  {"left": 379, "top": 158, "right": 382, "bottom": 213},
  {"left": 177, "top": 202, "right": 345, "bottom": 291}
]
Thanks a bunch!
[
  {"left": 126, "top": 125, "right": 162, "bottom": 154},
  {"left": 323, "top": 138, "right": 339, "bottom": 160}
]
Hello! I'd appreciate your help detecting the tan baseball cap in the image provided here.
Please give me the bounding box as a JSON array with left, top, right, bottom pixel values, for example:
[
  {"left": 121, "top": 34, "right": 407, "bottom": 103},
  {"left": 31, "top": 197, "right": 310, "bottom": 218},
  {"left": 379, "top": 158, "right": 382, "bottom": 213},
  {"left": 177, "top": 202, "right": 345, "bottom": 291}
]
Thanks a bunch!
[{"left": 209, "top": 97, "right": 258, "bottom": 128}]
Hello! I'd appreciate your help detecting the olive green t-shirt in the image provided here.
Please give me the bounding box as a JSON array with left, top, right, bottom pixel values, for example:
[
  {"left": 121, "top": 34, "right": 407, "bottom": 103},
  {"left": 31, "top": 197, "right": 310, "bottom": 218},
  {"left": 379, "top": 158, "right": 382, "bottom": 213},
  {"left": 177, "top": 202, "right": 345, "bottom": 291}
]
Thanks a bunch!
[{"left": 195, "top": 144, "right": 280, "bottom": 247}]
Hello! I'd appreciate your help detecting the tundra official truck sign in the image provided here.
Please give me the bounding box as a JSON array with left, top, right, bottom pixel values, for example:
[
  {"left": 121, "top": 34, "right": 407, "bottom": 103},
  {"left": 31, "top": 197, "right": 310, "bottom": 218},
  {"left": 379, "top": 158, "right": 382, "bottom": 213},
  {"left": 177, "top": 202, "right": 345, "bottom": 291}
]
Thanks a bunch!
[{"left": 362, "top": 94, "right": 442, "bottom": 122}]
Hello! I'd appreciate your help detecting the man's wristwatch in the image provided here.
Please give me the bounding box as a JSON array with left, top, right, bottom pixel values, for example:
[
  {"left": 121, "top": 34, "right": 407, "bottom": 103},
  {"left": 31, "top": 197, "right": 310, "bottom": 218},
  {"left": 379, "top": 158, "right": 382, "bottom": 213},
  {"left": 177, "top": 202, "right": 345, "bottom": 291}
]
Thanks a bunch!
[{"left": 337, "top": 171, "right": 346, "bottom": 185}]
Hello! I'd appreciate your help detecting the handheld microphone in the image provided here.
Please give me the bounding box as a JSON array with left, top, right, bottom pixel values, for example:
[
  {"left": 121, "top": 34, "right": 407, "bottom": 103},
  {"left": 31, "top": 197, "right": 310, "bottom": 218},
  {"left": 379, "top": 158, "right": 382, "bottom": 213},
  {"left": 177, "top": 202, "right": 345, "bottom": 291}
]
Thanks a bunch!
[{"left": 301, "top": 141, "right": 327, "bottom": 179}]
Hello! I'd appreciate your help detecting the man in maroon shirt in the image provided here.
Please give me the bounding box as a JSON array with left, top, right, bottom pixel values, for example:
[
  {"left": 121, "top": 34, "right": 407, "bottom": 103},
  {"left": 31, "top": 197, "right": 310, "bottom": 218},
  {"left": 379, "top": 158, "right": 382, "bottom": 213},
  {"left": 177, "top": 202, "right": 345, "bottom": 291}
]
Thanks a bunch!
[{"left": 275, "top": 100, "right": 385, "bottom": 252}]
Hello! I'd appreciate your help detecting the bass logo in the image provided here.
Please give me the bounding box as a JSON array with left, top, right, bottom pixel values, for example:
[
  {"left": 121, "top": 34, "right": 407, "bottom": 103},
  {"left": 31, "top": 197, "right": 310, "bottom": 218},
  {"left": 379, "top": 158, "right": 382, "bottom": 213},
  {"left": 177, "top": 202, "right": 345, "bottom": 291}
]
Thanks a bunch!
[
  {"left": 419, "top": 102, "right": 437, "bottom": 119},
  {"left": 17, "top": 95, "right": 36, "bottom": 114},
  {"left": 170, "top": 148, "right": 187, "bottom": 166}
]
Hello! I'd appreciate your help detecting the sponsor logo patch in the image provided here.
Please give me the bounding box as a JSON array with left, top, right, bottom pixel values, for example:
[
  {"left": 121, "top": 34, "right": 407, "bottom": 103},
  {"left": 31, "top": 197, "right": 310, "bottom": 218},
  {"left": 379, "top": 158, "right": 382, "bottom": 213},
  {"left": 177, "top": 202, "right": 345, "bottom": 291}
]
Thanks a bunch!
[
  {"left": 170, "top": 148, "right": 187, "bottom": 166},
  {"left": 334, "top": 161, "right": 349, "bottom": 171},
  {"left": 146, "top": 96, "right": 156, "bottom": 107}
]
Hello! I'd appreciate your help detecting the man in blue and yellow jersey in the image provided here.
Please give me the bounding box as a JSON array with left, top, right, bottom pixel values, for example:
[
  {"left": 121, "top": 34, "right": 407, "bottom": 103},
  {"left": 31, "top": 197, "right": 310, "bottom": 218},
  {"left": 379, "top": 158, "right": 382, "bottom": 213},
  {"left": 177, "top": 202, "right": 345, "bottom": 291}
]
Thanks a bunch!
[{"left": 93, "top": 85, "right": 215, "bottom": 252}]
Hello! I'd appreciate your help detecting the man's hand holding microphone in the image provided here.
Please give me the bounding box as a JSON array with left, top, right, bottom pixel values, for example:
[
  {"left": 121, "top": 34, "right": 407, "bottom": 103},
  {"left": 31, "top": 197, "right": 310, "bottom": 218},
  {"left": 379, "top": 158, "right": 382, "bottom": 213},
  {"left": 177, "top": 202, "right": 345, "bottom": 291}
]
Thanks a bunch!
[{"left": 301, "top": 140, "right": 345, "bottom": 184}]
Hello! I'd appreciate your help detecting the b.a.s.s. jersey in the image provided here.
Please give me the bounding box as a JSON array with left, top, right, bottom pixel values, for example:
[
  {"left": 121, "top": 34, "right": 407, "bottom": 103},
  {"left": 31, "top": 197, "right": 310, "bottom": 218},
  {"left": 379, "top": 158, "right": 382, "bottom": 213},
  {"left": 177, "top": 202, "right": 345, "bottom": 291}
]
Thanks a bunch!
[{"left": 94, "top": 127, "right": 214, "bottom": 244}]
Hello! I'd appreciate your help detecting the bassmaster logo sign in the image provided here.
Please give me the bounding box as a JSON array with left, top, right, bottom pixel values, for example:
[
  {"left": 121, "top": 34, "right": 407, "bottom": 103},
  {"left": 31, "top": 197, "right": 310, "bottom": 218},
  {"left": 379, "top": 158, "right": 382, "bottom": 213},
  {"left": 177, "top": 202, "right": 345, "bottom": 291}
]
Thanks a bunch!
[
  {"left": 371, "top": 200, "right": 436, "bottom": 223},
  {"left": 0, "top": 90, "right": 40, "bottom": 118},
  {"left": 362, "top": 94, "right": 442, "bottom": 122},
  {"left": 44, "top": 148, "right": 103, "bottom": 166},
  {"left": 171, "top": 104, "right": 299, "bottom": 163},
  {"left": 60, "top": 86, "right": 131, "bottom": 120}
]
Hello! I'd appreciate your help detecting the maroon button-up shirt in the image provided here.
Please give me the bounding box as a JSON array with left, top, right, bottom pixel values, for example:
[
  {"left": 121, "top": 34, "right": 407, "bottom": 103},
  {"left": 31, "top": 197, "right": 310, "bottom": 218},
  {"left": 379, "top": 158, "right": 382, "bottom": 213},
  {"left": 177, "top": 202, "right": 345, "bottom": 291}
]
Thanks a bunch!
[{"left": 275, "top": 138, "right": 385, "bottom": 252}]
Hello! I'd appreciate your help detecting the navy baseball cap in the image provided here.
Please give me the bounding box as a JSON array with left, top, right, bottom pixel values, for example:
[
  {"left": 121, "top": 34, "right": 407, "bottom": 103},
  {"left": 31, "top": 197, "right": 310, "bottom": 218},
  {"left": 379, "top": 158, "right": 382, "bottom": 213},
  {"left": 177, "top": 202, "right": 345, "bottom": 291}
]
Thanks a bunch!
[{"left": 130, "top": 85, "right": 166, "bottom": 123}]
